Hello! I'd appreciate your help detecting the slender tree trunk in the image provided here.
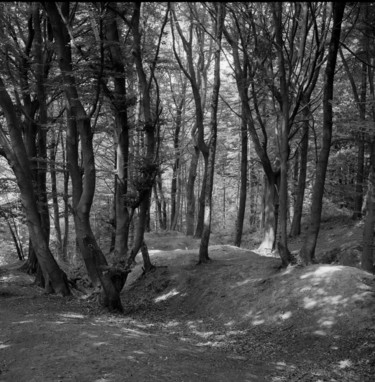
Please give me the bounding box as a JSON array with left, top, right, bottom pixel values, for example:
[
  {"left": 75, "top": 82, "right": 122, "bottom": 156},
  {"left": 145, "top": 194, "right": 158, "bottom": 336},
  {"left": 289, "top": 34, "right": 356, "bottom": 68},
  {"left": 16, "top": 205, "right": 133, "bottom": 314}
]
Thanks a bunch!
[
  {"left": 50, "top": 130, "right": 63, "bottom": 256},
  {"left": 362, "top": 141, "right": 375, "bottom": 273},
  {"left": 195, "top": 154, "right": 208, "bottom": 238},
  {"left": 290, "top": 106, "right": 309, "bottom": 237},
  {"left": 198, "top": 3, "right": 225, "bottom": 263},
  {"left": 300, "top": 2, "right": 346, "bottom": 264},
  {"left": 234, "top": 109, "right": 248, "bottom": 247},
  {"left": 186, "top": 141, "right": 199, "bottom": 235}
]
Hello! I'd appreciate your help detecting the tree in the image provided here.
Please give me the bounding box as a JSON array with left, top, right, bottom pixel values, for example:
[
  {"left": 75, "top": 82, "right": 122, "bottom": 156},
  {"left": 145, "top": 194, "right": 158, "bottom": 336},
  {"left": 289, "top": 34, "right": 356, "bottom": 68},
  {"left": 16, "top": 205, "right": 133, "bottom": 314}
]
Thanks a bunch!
[
  {"left": 0, "top": 78, "right": 70, "bottom": 295},
  {"left": 300, "top": 2, "right": 346, "bottom": 264},
  {"left": 44, "top": 2, "right": 125, "bottom": 311},
  {"left": 198, "top": 2, "right": 225, "bottom": 263}
]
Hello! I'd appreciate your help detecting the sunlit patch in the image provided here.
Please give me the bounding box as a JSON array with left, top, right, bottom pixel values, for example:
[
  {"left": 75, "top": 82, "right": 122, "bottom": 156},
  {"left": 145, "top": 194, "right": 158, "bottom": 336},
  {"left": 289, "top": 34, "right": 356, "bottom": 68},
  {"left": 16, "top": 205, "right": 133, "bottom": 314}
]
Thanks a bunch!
[
  {"left": 121, "top": 328, "right": 150, "bottom": 337},
  {"left": 133, "top": 350, "right": 145, "bottom": 355},
  {"left": 319, "top": 319, "right": 334, "bottom": 328},
  {"left": 154, "top": 288, "right": 180, "bottom": 303},
  {"left": 224, "top": 320, "right": 235, "bottom": 326},
  {"left": 80, "top": 332, "right": 98, "bottom": 339},
  {"left": 0, "top": 344, "right": 10, "bottom": 349},
  {"left": 303, "top": 297, "right": 318, "bottom": 309},
  {"left": 196, "top": 341, "right": 222, "bottom": 347},
  {"left": 13, "top": 320, "right": 34, "bottom": 324},
  {"left": 338, "top": 359, "right": 352, "bottom": 369},
  {"left": 227, "top": 330, "right": 246, "bottom": 335},
  {"left": 314, "top": 330, "right": 327, "bottom": 336},
  {"left": 162, "top": 320, "right": 180, "bottom": 328},
  {"left": 192, "top": 330, "right": 214, "bottom": 339},
  {"left": 279, "top": 311, "right": 292, "bottom": 320},
  {"left": 300, "top": 265, "right": 342, "bottom": 279},
  {"left": 149, "top": 249, "right": 162, "bottom": 255},
  {"left": 92, "top": 342, "right": 108, "bottom": 347},
  {"left": 234, "top": 277, "right": 263, "bottom": 287},
  {"left": 59, "top": 313, "right": 85, "bottom": 319},
  {"left": 252, "top": 318, "right": 265, "bottom": 326}
]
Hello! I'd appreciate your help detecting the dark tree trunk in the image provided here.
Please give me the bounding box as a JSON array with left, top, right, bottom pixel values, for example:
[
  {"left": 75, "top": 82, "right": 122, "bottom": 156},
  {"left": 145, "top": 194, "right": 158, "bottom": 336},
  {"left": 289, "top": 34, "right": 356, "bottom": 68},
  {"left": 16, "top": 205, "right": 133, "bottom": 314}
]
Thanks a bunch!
[
  {"left": 300, "top": 2, "right": 346, "bottom": 264},
  {"left": 362, "top": 141, "right": 375, "bottom": 273},
  {"left": 186, "top": 142, "right": 199, "bottom": 235},
  {"left": 198, "top": 3, "right": 225, "bottom": 263},
  {"left": 45, "top": 2, "right": 124, "bottom": 310},
  {"left": 195, "top": 154, "right": 208, "bottom": 239},
  {"left": 234, "top": 109, "right": 248, "bottom": 247},
  {"left": 105, "top": 2, "right": 131, "bottom": 263},
  {"left": 290, "top": 106, "right": 309, "bottom": 237},
  {"left": 0, "top": 76, "right": 70, "bottom": 296}
]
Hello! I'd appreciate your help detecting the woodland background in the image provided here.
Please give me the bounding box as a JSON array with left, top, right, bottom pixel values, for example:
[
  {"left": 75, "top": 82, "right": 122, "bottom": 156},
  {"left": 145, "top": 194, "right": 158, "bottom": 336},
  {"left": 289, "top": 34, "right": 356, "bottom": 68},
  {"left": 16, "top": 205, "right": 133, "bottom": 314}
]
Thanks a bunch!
[{"left": 0, "top": 2, "right": 373, "bottom": 312}]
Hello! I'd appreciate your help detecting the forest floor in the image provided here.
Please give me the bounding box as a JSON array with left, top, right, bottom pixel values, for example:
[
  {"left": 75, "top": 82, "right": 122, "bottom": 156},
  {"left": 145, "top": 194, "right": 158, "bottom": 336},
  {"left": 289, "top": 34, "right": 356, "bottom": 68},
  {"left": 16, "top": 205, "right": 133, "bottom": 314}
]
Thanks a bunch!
[{"left": 1, "top": 217, "right": 375, "bottom": 381}]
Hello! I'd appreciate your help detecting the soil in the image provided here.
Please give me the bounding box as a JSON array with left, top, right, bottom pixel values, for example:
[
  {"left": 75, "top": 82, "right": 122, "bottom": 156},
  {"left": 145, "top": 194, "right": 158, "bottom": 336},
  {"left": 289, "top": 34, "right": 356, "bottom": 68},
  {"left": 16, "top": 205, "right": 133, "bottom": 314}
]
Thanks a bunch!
[{"left": 1, "top": 220, "right": 375, "bottom": 381}]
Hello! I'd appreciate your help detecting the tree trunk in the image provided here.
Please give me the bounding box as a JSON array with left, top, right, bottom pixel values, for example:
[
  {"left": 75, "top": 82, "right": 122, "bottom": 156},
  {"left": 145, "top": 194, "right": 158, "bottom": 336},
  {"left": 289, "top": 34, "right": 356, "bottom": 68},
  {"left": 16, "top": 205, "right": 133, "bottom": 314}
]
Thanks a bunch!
[
  {"left": 362, "top": 141, "right": 375, "bottom": 273},
  {"left": 290, "top": 106, "right": 309, "bottom": 237},
  {"left": 198, "top": 3, "right": 225, "bottom": 263},
  {"left": 258, "top": 171, "right": 279, "bottom": 251},
  {"left": 186, "top": 142, "right": 199, "bottom": 235},
  {"left": 300, "top": 2, "right": 346, "bottom": 264},
  {"left": 234, "top": 109, "right": 248, "bottom": 247},
  {"left": 0, "top": 75, "right": 70, "bottom": 295},
  {"left": 195, "top": 154, "right": 208, "bottom": 238},
  {"left": 45, "top": 2, "right": 124, "bottom": 310},
  {"left": 105, "top": 2, "right": 131, "bottom": 263}
]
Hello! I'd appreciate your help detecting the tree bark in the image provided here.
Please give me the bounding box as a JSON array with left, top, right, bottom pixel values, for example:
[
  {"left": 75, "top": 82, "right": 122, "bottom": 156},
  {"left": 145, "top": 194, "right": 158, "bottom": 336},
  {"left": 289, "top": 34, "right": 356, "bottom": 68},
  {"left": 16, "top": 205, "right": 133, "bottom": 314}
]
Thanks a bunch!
[
  {"left": 234, "top": 108, "right": 248, "bottom": 247},
  {"left": 290, "top": 110, "right": 309, "bottom": 237},
  {"left": 300, "top": 2, "right": 346, "bottom": 264},
  {"left": 0, "top": 81, "right": 70, "bottom": 296},
  {"left": 45, "top": 2, "right": 124, "bottom": 311},
  {"left": 198, "top": 3, "right": 225, "bottom": 263}
]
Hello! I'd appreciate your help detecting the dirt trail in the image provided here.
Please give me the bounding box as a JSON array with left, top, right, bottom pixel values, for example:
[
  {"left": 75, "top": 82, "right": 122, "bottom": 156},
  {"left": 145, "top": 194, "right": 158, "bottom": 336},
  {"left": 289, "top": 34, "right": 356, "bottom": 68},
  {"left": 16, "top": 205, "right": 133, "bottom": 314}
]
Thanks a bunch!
[
  {"left": 1, "top": 227, "right": 375, "bottom": 381},
  {"left": 0, "top": 268, "right": 274, "bottom": 382}
]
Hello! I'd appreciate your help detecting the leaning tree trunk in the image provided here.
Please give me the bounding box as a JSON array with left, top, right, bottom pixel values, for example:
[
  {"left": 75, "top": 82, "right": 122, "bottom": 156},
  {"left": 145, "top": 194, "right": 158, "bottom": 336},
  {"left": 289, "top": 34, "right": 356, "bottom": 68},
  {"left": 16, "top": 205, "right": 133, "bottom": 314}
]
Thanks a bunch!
[
  {"left": 0, "top": 79, "right": 70, "bottom": 296},
  {"left": 300, "top": 2, "right": 346, "bottom": 264}
]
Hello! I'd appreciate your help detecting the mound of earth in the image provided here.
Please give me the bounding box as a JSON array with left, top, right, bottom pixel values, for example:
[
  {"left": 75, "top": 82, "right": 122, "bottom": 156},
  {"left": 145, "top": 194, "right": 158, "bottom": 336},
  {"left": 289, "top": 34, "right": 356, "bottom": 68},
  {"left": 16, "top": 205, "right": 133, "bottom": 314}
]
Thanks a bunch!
[
  {"left": 123, "top": 244, "right": 375, "bottom": 380},
  {"left": 125, "top": 245, "right": 375, "bottom": 332}
]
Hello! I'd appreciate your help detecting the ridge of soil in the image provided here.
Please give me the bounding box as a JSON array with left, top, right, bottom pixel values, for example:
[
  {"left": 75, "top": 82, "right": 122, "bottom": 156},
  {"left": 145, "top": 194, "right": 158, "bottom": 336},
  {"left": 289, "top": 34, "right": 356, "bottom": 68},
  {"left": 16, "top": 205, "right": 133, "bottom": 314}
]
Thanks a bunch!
[{"left": 1, "top": 219, "right": 375, "bottom": 381}]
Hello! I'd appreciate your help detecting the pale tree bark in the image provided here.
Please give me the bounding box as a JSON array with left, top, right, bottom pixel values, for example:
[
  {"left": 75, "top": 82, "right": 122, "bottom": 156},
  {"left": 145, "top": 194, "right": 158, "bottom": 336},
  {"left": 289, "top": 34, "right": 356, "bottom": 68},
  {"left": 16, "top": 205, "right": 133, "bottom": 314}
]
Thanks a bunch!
[
  {"left": 300, "top": 2, "right": 346, "bottom": 264},
  {"left": 224, "top": 11, "right": 278, "bottom": 252},
  {"left": 198, "top": 3, "right": 225, "bottom": 263},
  {"left": 0, "top": 79, "right": 70, "bottom": 296}
]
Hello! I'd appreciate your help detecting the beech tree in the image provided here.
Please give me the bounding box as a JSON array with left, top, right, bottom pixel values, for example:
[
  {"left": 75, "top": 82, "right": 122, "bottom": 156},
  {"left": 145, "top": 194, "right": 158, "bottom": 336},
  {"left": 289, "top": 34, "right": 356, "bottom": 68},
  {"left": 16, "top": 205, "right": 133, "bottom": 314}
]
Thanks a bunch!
[
  {"left": 44, "top": 2, "right": 126, "bottom": 311},
  {"left": 300, "top": 2, "right": 346, "bottom": 264}
]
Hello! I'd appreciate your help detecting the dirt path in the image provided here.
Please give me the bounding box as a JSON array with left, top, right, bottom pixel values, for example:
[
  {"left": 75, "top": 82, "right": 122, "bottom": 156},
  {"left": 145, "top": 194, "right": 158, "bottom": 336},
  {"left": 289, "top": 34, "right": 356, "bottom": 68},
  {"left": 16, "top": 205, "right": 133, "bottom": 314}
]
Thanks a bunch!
[
  {"left": 0, "top": 270, "right": 275, "bottom": 382},
  {"left": 1, "top": 230, "right": 375, "bottom": 382}
]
